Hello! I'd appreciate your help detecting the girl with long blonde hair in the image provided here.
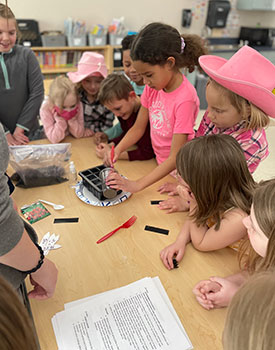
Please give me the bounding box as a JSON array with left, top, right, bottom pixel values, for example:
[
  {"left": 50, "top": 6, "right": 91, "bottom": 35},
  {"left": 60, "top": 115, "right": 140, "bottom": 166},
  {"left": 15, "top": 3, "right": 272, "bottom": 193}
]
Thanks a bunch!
[{"left": 193, "top": 178, "right": 275, "bottom": 309}]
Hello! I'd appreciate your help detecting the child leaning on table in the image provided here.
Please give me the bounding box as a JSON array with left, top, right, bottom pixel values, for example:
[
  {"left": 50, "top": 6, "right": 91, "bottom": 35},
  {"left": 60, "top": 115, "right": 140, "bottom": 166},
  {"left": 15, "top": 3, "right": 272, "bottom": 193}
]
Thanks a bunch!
[
  {"left": 68, "top": 52, "right": 114, "bottom": 136},
  {"left": 193, "top": 179, "right": 275, "bottom": 310},
  {"left": 94, "top": 35, "right": 147, "bottom": 144},
  {"left": 223, "top": 271, "right": 275, "bottom": 350},
  {"left": 158, "top": 45, "right": 274, "bottom": 213},
  {"left": 105, "top": 22, "right": 207, "bottom": 193},
  {"left": 40, "top": 76, "right": 84, "bottom": 143},
  {"left": 0, "top": 3, "right": 44, "bottom": 146},
  {"left": 95, "top": 73, "right": 154, "bottom": 161},
  {"left": 160, "top": 134, "right": 256, "bottom": 270}
]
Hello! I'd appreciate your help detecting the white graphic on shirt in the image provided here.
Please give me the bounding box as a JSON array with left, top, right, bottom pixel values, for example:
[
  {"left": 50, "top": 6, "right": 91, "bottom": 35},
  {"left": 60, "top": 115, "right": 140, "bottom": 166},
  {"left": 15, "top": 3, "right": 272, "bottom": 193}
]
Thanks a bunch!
[{"left": 149, "top": 100, "right": 172, "bottom": 137}]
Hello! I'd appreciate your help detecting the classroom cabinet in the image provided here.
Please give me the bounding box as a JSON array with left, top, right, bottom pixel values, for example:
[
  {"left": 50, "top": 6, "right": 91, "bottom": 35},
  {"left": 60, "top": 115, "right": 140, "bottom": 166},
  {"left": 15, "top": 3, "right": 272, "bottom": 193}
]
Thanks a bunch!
[
  {"left": 32, "top": 45, "right": 122, "bottom": 78},
  {"left": 237, "top": 0, "right": 275, "bottom": 10}
]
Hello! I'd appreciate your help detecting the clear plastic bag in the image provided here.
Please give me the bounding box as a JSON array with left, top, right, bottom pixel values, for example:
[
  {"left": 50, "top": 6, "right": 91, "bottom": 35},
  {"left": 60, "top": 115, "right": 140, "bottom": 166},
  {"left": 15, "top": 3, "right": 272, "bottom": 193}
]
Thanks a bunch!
[{"left": 9, "top": 143, "right": 71, "bottom": 188}]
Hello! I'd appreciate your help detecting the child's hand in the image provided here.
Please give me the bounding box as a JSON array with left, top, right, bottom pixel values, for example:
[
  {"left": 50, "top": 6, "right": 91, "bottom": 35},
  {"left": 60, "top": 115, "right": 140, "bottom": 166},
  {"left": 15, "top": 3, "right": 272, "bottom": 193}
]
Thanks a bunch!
[
  {"left": 106, "top": 172, "right": 141, "bottom": 193},
  {"left": 158, "top": 182, "right": 178, "bottom": 195},
  {"left": 177, "top": 184, "right": 192, "bottom": 202},
  {"left": 160, "top": 241, "right": 185, "bottom": 270},
  {"left": 94, "top": 132, "right": 108, "bottom": 145},
  {"left": 28, "top": 258, "right": 58, "bottom": 300},
  {"left": 103, "top": 146, "right": 119, "bottom": 166},
  {"left": 6, "top": 132, "right": 21, "bottom": 145},
  {"left": 13, "top": 127, "right": 29, "bottom": 145},
  {"left": 83, "top": 128, "right": 95, "bottom": 137},
  {"left": 193, "top": 279, "right": 222, "bottom": 310},
  {"left": 96, "top": 143, "right": 110, "bottom": 159},
  {"left": 158, "top": 196, "right": 190, "bottom": 213},
  {"left": 204, "top": 277, "right": 240, "bottom": 308}
]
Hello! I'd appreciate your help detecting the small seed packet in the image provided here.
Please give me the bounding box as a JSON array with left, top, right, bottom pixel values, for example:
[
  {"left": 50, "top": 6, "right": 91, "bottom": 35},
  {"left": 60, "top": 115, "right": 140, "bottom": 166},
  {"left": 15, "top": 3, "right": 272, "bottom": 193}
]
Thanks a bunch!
[{"left": 21, "top": 201, "right": 51, "bottom": 224}]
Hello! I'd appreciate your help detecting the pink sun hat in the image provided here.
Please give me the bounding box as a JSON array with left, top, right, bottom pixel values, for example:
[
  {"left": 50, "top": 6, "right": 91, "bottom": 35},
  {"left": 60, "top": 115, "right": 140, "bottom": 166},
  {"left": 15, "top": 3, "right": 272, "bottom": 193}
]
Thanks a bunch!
[
  {"left": 68, "top": 52, "right": 108, "bottom": 83},
  {"left": 199, "top": 45, "right": 275, "bottom": 118}
]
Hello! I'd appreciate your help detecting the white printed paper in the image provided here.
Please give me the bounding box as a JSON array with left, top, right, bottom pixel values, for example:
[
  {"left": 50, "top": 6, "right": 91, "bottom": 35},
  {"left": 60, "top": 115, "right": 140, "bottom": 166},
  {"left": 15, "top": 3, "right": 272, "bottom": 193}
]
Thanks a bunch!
[{"left": 52, "top": 277, "right": 192, "bottom": 350}]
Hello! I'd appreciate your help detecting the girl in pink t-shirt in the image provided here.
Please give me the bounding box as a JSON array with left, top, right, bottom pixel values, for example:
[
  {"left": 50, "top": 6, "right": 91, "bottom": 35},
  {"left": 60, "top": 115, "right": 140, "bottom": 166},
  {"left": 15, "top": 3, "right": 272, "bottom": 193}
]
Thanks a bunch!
[{"left": 105, "top": 22, "right": 207, "bottom": 193}]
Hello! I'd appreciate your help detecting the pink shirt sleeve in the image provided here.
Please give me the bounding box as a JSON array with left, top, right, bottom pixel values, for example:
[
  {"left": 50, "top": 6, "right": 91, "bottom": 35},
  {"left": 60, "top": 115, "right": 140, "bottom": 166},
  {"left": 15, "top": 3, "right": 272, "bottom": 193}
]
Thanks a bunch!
[
  {"left": 140, "top": 85, "right": 150, "bottom": 109},
  {"left": 40, "top": 102, "right": 67, "bottom": 143},
  {"left": 173, "top": 100, "right": 198, "bottom": 137}
]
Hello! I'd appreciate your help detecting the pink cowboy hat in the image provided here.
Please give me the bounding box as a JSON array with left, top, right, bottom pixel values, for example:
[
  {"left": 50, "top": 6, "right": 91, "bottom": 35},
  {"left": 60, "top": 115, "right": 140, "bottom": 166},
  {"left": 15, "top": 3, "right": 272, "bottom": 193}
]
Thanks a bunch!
[
  {"left": 199, "top": 45, "right": 275, "bottom": 118},
  {"left": 68, "top": 52, "right": 107, "bottom": 83}
]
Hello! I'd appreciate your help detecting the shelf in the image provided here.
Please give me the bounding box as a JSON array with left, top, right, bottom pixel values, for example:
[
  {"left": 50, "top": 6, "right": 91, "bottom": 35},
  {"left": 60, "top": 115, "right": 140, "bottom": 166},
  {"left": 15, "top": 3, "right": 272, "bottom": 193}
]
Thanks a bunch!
[
  {"left": 113, "top": 67, "right": 124, "bottom": 71},
  {"left": 41, "top": 67, "right": 77, "bottom": 74},
  {"left": 32, "top": 45, "right": 109, "bottom": 52},
  {"left": 32, "top": 45, "right": 122, "bottom": 76}
]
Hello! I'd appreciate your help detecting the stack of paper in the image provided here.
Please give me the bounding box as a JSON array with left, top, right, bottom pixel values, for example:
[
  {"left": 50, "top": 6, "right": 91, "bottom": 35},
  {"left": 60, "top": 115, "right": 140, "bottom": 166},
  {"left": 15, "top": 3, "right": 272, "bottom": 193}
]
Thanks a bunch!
[{"left": 52, "top": 277, "right": 193, "bottom": 350}]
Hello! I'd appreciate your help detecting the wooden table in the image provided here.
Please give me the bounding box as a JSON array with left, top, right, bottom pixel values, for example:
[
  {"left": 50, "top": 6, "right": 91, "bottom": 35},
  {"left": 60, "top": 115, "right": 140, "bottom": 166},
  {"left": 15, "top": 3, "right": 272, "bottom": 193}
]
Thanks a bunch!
[{"left": 10, "top": 136, "right": 239, "bottom": 350}]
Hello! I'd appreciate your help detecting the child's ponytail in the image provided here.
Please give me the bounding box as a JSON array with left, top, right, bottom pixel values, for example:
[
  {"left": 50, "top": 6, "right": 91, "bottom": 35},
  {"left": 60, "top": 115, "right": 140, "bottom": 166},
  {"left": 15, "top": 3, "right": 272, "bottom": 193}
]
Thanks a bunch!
[{"left": 180, "top": 34, "right": 208, "bottom": 73}]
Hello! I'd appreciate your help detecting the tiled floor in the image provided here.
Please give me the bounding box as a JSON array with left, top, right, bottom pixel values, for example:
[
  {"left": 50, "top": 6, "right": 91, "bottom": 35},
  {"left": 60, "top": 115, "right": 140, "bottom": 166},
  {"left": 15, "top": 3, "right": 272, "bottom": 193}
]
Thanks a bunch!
[{"left": 196, "top": 110, "right": 275, "bottom": 182}]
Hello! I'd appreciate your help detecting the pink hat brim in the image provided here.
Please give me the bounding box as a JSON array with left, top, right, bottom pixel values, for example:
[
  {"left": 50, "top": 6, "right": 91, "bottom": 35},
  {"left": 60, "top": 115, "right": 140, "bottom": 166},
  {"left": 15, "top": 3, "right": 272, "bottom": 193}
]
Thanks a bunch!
[
  {"left": 199, "top": 54, "right": 275, "bottom": 118},
  {"left": 67, "top": 71, "right": 106, "bottom": 84}
]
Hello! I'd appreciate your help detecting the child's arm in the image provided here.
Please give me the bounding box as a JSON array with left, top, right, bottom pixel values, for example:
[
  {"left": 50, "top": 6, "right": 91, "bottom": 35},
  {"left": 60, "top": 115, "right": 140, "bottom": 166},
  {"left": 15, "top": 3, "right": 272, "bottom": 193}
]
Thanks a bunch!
[
  {"left": 83, "top": 128, "right": 95, "bottom": 137},
  {"left": 96, "top": 143, "right": 130, "bottom": 160},
  {"left": 160, "top": 219, "right": 191, "bottom": 270},
  {"left": 158, "top": 196, "right": 190, "bottom": 214},
  {"left": 189, "top": 208, "right": 248, "bottom": 251},
  {"left": 94, "top": 123, "right": 123, "bottom": 145},
  {"left": 193, "top": 272, "right": 247, "bottom": 310},
  {"left": 12, "top": 127, "right": 30, "bottom": 145},
  {"left": 16, "top": 49, "right": 44, "bottom": 132},
  {"left": 0, "top": 229, "right": 58, "bottom": 300},
  {"left": 193, "top": 279, "right": 222, "bottom": 310},
  {"left": 111, "top": 105, "right": 149, "bottom": 160},
  {"left": 104, "top": 123, "right": 123, "bottom": 141},
  {"left": 40, "top": 105, "right": 67, "bottom": 143},
  {"left": 126, "top": 146, "right": 155, "bottom": 161},
  {"left": 203, "top": 274, "right": 247, "bottom": 309},
  {"left": 67, "top": 103, "right": 84, "bottom": 139},
  {"left": 107, "top": 133, "right": 188, "bottom": 193}
]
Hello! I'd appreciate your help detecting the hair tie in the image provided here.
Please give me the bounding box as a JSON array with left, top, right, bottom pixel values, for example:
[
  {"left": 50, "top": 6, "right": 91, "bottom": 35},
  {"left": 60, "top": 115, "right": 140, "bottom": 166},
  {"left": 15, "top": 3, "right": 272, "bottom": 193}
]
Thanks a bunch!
[{"left": 181, "top": 37, "right": 185, "bottom": 53}]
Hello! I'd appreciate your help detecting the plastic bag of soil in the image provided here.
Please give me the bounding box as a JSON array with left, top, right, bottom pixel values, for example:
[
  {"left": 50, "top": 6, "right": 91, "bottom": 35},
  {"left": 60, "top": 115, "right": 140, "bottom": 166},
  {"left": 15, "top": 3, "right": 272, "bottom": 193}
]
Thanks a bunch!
[{"left": 9, "top": 143, "right": 71, "bottom": 188}]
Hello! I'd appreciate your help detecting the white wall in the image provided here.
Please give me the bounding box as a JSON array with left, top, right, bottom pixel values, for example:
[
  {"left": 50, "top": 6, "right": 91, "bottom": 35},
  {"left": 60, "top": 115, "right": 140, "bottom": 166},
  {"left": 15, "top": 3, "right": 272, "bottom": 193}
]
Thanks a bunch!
[{"left": 8, "top": 0, "right": 275, "bottom": 37}]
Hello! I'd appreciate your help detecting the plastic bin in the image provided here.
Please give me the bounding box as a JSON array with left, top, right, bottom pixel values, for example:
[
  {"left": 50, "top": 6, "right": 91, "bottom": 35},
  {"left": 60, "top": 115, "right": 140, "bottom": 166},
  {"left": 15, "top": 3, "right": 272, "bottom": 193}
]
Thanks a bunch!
[
  {"left": 88, "top": 33, "right": 107, "bottom": 46},
  {"left": 79, "top": 165, "right": 121, "bottom": 200},
  {"left": 67, "top": 34, "right": 87, "bottom": 47},
  {"left": 109, "top": 33, "right": 124, "bottom": 46},
  {"left": 41, "top": 33, "right": 66, "bottom": 47}
]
